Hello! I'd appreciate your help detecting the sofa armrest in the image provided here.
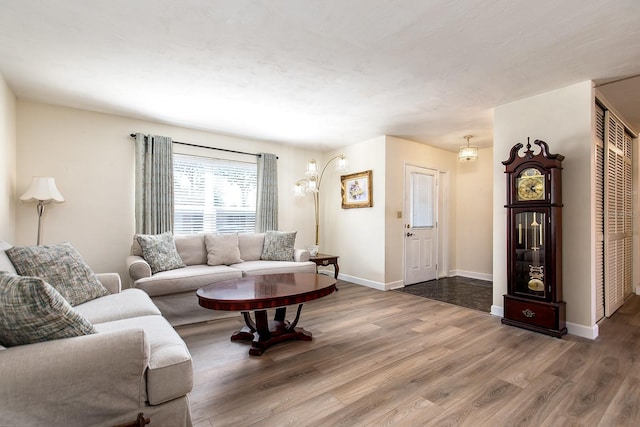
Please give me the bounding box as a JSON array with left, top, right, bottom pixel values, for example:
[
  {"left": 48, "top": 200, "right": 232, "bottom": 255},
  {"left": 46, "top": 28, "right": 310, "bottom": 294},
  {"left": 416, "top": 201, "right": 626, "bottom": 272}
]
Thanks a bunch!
[
  {"left": 0, "top": 328, "right": 150, "bottom": 426},
  {"left": 294, "top": 248, "right": 310, "bottom": 262},
  {"left": 96, "top": 272, "right": 122, "bottom": 294},
  {"left": 127, "top": 255, "right": 152, "bottom": 282}
]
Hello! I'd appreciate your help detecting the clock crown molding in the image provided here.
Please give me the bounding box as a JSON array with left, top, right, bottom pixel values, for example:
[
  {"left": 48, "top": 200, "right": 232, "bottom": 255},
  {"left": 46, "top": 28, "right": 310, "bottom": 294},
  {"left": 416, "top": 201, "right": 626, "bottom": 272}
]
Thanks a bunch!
[{"left": 502, "top": 138, "right": 565, "bottom": 169}]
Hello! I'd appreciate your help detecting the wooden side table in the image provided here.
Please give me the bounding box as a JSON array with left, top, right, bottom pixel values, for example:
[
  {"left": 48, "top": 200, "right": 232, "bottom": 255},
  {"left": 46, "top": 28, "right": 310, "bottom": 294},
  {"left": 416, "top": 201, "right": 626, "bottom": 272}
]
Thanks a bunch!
[{"left": 309, "top": 254, "right": 340, "bottom": 280}]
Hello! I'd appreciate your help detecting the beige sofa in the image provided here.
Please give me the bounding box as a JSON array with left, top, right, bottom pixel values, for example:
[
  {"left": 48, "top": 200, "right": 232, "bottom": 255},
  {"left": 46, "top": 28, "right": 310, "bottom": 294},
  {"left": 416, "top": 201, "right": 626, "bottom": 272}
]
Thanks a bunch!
[
  {"left": 126, "top": 233, "right": 317, "bottom": 325},
  {"left": 0, "top": 242, "right": 193, "bottom": 427}
]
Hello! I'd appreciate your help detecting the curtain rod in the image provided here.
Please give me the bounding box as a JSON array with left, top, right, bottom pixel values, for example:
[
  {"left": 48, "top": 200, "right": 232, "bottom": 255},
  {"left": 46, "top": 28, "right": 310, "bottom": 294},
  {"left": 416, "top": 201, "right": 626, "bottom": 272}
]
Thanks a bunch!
[{"left": 129, "top": 133, "right": 277, "bottom": 159}]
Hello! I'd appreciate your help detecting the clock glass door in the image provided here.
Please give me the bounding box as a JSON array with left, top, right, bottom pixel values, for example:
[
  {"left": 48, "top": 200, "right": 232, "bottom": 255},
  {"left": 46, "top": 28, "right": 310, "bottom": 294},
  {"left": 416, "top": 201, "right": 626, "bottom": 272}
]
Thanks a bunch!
[{"left": 514, "top": 211, "right": 547, "bottom": 299}]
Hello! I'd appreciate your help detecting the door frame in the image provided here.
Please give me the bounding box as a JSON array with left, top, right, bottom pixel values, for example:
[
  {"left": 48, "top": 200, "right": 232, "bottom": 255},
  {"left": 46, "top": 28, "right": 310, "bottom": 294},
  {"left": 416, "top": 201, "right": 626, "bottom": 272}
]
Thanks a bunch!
[
  {"left": 438, "top": 170, "right": 450, "bottom": 278},
  {"left": 402, "top": 162, "right": 450, "bottom": 286}
]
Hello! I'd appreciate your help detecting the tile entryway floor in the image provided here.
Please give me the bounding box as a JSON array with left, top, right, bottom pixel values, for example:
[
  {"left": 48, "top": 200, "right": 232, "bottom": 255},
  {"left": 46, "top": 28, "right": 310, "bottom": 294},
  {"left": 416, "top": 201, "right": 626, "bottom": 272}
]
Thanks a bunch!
[{"left": 395, "top": 276, "right": 492, "bottom": 313}]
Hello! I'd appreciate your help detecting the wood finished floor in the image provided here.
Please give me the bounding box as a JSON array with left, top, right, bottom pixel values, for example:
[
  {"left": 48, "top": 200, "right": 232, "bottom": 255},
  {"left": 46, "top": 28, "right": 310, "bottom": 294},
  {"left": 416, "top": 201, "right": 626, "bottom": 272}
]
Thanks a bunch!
[{"left": 176, "top": 280, "right": 640, "bottom": 426}]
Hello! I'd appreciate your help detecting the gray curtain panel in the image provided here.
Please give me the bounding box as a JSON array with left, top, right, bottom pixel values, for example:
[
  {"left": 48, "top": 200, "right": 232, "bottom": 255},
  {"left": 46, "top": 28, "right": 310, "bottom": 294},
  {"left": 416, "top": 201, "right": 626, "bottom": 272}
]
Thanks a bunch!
[
  {"left": 255, "top": 153, "right": 278, "bottom": 232},
  {"left": 134, "top": 133, "right": 175, "bottom": 234}
]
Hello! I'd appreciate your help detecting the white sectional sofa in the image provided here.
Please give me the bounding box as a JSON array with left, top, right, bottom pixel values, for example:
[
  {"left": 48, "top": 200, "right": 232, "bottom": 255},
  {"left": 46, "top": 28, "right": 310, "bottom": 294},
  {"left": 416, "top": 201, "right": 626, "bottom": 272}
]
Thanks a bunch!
[
  {"left": 126, "top": 232, "right": 317, "bottom": 325},
  {"left": 0, "top": 241, "right": 193, "bottom": 427}
]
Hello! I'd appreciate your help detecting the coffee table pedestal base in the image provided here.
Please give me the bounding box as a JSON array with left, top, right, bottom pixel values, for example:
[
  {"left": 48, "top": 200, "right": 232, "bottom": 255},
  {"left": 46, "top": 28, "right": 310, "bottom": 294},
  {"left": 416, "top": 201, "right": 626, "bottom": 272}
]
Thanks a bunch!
[{"left": 231, "top": 304, "right": 311, "bottom": 356}]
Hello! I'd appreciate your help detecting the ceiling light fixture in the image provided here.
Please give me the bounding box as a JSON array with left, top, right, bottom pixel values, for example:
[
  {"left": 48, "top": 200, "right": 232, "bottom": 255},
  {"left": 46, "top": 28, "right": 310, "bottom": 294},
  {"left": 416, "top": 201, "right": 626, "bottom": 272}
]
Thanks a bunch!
[{"left": 459, "top": 135, "right": 478, "bottom": 161}]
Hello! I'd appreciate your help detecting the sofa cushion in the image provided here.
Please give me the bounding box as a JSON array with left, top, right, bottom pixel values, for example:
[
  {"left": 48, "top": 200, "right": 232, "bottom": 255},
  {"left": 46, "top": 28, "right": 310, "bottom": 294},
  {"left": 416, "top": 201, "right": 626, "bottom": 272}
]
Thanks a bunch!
[
  {"left": 261, "top": 230, "right": 297, "bottom": 261},
  {"left": 6, "top": 242, "right": 109, "bottom": 306},
  {"left": 205, "top": 233, "right": 243, "bottom": 266},
  {"left": 94, "top": 315, "right": 193, "bottom": 405},
  {"left": 0, "top": 272, "right": 96, "bottom": 347},
  {"left": 134, "top": 264, "right": 243, "bottom": 297},
  {"left": 232, "top": 260, "right": 317, "bottom": 277},
  {"left": 174, "top": 234, "right": 207, "bottom": 265},
  {"left": 74, "top": 288, "right": 161, "bottom": 324},
  {"left": 238, "top": 233, "right": 265, "bottom": 261},
  {"left": 136, "top": 232, "right": 186, "bottom": 274}
]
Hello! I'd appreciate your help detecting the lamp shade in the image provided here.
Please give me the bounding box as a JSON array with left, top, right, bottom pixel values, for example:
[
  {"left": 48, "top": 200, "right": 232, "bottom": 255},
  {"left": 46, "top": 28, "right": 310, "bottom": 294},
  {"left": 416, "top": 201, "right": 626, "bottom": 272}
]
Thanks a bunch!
[
  {"left": 458, "top": 146, "right": 478, "bottom": 161},
  {"left": 459, "top": 135, "right": 478, "bottom": 161},
  {"left": 20, "top": 177, "right": 65, "bottom": 203},
  {"left": 306, "top": 159, "right": 318, "bottom": 176}
]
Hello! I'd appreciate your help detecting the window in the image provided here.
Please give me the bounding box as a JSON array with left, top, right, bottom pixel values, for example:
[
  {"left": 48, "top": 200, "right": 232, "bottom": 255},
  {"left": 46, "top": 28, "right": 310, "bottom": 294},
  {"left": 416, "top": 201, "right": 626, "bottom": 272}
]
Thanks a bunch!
[
  {"left": 173, "top": 154, "right": 257, "bottom": 234},
  {"left": 411, "top": 171, "right": 434, "bottom": 228}
]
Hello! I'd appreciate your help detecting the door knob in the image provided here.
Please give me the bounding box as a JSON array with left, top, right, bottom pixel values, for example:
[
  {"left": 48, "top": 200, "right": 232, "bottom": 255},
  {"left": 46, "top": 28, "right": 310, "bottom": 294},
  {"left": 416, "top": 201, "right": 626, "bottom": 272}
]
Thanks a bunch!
[{"left": 406, "top": 232, "right": 414, "bottom": 237}]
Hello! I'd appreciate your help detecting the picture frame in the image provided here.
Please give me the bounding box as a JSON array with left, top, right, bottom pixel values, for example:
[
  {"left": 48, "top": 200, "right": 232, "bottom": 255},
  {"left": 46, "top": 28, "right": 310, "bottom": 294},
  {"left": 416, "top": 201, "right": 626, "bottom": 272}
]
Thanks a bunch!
[{"left": 341, "top": 170, "right": 373, "bottom": 209}]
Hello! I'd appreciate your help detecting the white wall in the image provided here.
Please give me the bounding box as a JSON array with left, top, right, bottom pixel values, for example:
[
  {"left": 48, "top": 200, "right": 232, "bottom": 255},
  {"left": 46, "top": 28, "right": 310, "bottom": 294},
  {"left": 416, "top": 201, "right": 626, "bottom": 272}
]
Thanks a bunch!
[
  {"left": 455, "top": 146, "right": 493, "bottom": 280},
  {"left": 322, "top": 136, "right": 387, "bottom": 287},
  {"left": 16, "top": 100, "right": 322, "bottom": 283},
  {"left": 493, "top": 81, "right": 595, "bottom": 337},
  {"left": 0, "top": 74, "right": 16, "bottom": 242}
]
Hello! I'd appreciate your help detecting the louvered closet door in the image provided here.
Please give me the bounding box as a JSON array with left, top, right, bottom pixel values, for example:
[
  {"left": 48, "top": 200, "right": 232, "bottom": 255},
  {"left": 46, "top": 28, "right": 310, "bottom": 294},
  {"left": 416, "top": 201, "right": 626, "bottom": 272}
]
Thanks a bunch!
[{"left": 603, "top": 110, "right": 633, "bottom": 317}]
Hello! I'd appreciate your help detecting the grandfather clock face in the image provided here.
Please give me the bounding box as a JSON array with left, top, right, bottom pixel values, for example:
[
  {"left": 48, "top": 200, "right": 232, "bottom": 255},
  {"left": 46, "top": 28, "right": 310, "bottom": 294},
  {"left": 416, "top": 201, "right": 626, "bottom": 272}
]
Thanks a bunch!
[
  {"left": 514, "top": 211, "right": 547, "bottom": 298},
  {"left": 516, "top": 168, "right": 545, "bottom": 201}
]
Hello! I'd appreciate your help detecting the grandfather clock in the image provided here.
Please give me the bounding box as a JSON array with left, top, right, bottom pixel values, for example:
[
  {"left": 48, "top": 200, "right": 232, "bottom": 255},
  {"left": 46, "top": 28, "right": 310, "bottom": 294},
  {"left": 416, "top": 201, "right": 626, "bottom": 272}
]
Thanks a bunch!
[{"left": 502, "top": 139, "right": 567, "bottom": 337}]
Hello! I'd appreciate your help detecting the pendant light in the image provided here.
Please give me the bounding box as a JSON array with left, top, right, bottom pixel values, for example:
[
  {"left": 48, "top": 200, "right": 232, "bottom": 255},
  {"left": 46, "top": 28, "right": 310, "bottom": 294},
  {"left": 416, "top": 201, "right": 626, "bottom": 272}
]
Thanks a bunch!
[{"left": 459, "top": 135, "right": 478, "bottom": 161}]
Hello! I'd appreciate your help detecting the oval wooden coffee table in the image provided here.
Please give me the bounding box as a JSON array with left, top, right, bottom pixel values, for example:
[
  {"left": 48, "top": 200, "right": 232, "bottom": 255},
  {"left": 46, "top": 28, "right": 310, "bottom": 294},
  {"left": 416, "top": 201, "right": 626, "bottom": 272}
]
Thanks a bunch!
[{"left": 197, "top": 273, "right": 336, "bottom": 356}]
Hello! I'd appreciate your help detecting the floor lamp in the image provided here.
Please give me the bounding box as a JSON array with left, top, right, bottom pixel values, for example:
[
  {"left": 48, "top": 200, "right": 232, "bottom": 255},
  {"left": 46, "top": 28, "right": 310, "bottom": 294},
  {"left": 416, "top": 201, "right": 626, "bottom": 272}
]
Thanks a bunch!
[
  {"left": 20, "top": 177, "right": 65, "bottom": 245},
  {"left": 294, "top": 155, "right": 347, "bottom": 249}
]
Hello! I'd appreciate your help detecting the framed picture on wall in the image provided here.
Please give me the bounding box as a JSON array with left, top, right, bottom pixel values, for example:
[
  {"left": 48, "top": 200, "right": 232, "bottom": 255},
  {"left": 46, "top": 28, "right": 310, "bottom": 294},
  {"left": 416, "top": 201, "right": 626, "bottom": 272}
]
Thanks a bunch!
[{"left": 341, "top": 170, "right": 373, "bottom": 209}]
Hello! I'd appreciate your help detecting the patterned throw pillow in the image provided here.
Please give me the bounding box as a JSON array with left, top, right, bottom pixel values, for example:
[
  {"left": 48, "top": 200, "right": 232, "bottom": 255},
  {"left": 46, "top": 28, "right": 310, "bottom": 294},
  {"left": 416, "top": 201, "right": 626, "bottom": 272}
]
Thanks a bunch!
[
  {"left": 7, "top": 242, "right": 109, "bottom": 306},
  {"left": 261, "top": 231, "right": 297, "bottom": 261},
  {"left": 0, "top": 272, "right": 97, "bottom": 347},
  {"left": 205, "top": 233, "right": 244, "bottom": 266},
  {"left": 136, "top": 231, "right": 186, "bottom": 274}
]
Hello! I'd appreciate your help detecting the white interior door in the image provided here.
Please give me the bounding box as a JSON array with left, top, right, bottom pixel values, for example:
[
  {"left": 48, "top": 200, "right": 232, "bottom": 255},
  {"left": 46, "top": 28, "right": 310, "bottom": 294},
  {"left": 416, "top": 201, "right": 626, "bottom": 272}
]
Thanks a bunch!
[{"left": 404, "top": 165, "right": 438, "bottom": 285}]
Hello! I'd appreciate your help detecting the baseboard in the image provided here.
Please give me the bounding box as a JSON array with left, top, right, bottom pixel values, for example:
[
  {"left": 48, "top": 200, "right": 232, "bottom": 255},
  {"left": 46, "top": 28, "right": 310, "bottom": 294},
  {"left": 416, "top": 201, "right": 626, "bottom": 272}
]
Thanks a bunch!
[
  {"left": 338, "top": 273, "right": 388, "bottom": 291},
  {"left": 449, "top": 269, "right": 493, "bottom": 282},
  {"left": 341, "top": 270, "right": 492, "bottom": 291},
  {"left": 566, "top": 321, "right": 599, "bottom": 340},
  {"left": 386, "top": 280, "right": 404, "bottom": 290},
  {"left": 490, "top": 305, "right": 504, "bottom": 317}
]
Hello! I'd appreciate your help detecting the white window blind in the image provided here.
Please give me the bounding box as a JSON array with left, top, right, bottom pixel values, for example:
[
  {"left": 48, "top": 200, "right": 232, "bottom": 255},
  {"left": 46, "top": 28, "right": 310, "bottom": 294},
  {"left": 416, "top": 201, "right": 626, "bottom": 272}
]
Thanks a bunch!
[{"left": 173, "top": 154, "right": 257, "bottom": 234}]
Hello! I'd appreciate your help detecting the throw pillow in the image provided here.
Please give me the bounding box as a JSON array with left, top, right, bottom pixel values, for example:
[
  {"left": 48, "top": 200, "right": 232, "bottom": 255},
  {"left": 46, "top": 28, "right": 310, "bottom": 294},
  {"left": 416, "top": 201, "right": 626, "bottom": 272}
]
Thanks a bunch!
[
  {"left": 238, "top": 233, "right": 265, "bottom": 261},
  {"left": 0, "top": 241, "right": 17, "bottom": 274},
  {"left": 261, "top": 230, "right": 297, "bottom": 261},
  {"left": 135, "top": 232, "right": 186, "bottom": 274},
  {"left": 7, "top": 242, "right": 109, "bottom": 306},
  {"left": 0, "top": 272, "right": 97, "bottom": 347},
  {"left": 204, "top": 233, "right": 243, "bottom": 266},
  {"left": 174, "top": 234, "right": 207, "bottom": 265}
]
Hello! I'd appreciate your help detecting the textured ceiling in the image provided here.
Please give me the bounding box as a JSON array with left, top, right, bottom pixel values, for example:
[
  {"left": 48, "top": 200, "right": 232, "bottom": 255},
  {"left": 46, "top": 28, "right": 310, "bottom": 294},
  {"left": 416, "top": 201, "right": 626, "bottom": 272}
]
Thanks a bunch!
[{"left": 1, "top": 0, "right": 639, "bottom": 151}]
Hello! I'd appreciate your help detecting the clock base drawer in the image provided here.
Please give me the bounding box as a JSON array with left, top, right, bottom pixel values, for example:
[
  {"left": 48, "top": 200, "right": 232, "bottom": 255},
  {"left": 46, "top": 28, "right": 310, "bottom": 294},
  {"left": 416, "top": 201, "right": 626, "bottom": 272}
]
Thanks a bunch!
[{"left": 502, "top": 295, "right": 567, "bottom": 338}]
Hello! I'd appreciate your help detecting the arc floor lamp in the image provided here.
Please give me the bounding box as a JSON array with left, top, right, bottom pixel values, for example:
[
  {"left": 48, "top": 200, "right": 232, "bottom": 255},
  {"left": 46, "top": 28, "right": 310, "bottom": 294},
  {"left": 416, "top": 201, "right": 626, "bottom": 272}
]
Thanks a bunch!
[{"left": 294, "top": 155, "right": 347, "bottom": 247}]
